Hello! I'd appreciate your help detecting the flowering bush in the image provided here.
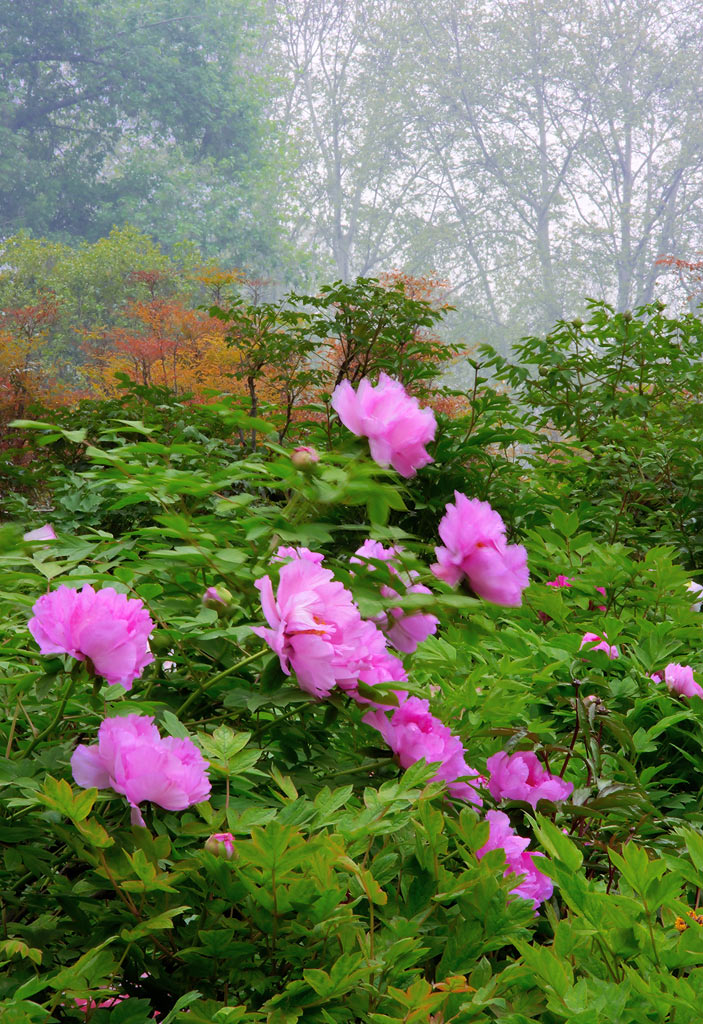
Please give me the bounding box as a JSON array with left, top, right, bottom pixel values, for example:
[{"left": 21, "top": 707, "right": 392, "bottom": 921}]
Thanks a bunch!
[{"left": 4, "top": 302, "right": 703, "bottom": 1023}]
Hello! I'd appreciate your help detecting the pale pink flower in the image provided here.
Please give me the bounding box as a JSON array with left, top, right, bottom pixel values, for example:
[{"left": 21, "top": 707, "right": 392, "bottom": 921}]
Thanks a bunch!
[
  {"left": 205, "top": 832, "right": 236, "bottom": 858},
  {"left": 477, "top": 810, "right": 553, "bottom": 910},
  {"left": 71, "top": 714, "right": 211, "bottom": 823},
  {"left": 28, "top": 584, "right": 154, "bottom": 690},
  {"left": 331, "top": 372, "right": 436, "bottom": 477},
  {"left": 253, "top": 558, "right": 405, "bottom": 700},
  {"left": 23, "top": 523, "right": 56, "bottom": 542},
  {"left": 431, "top": 492, "right": 529, "bottom": 606},
  {"left": 352, "top": 539, "right": 438, "bottom": 654},
  {"left": 687, "top": 581, "right": 703, "bottom": 613},
  {"left": 271, "top": 545, "right": 325, "bottom": 565},
  {"left": 546, "top": 575, "right": 573, "bottom": 588},
  {"left": 579, "top": 632, "right": 619, "bottom": 659},
  {"left": 486, "top": 750, "right": 573, "bottom": 807},
  {"left": 654, "top": 663, "right": 703, "bottom": 699},
  {"left": 363, "top": 696, "right": 481, "bottom": 803}
]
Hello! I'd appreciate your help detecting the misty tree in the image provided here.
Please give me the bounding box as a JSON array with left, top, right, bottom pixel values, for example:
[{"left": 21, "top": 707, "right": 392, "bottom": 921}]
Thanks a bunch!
[
  {"left": 273, "top": 0, "right": 703, "bottom": 344},
  {"left": 271, "top": 0, "right": 437, "bottom": 282},
  {"left": 0, "top": 0, "right": 281, "bottom": 267}
]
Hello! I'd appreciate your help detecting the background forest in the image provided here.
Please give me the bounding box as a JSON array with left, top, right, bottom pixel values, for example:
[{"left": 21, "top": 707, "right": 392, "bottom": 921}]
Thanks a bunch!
[{"left": 3, "top": 0, "right": 703, "bottom": 368}]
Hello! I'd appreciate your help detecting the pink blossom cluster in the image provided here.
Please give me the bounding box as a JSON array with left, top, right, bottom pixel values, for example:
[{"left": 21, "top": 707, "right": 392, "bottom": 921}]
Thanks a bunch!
[
  {"left": 477, "top": 810, "right": 553, "bottom": 910},
  {"left": 544, "top": 575, "right": 606, "bottom": 610},
  {"left": 486, "top": 750, "right": 573, "bottom": 807},
  {"left": 351, "top": 539, "right": 438, "bottom": 654},
  {"left": 72, "top": 714, "right": 211, "bottom": 826},
  {"left": 652, "top": 663, "right": 703, "bottom": 699},
  {"left": 431, "top": 492, "right": 529, "bottom": 606},
  {"left": 579, "top": 632, "right": 619, "bottom": 659},
  {"left": 253, "top": 555, "right": 406, "bottom": 701},
  {"left": 29, "top": 584, "right": 154, "bottom": 689},
  {"left": 546, "top": 574, "right": 573, "bottom": 588},
  {"left": 331, "top": 372, "right": 436, "bottom": 477},
  {"left": 363, "top": 697, "right": 482, "bottom": 804}
]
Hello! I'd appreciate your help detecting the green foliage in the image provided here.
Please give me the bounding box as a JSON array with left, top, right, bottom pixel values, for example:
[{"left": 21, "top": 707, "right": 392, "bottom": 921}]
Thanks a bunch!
[{"left": 4, "top": 297, "right": 703, "bottom": 1021}]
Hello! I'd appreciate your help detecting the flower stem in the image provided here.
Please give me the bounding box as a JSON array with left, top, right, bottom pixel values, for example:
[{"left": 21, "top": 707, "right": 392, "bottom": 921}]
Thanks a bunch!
[
  {"left": 17, "top": 675, "right": 77, "bottom": 759},
  {"left": 176, "top": 648, "right": 269, "bottom": 716}
]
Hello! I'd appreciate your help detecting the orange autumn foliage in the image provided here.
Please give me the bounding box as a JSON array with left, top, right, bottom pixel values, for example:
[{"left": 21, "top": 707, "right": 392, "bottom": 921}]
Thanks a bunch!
[{"left": 0, "top": 295, "right": 61, "bottom": 419}]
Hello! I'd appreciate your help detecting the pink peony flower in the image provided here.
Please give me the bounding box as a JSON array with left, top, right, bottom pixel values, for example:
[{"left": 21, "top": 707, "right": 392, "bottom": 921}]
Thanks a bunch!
[
  {"left": 205, "top": 831, "right": 236, "bottom": 858},
  {"left": 331, "top": 372, "right": 436, "bottom": 477},
  {"left": 431, "top": 492, "right": 529, "bottom": 606},
  {"left": 28, "top": 584, "right": 154, "bottom": 690},
  {"left": 253, "top": 558, "right": 406, "bottom": 700},
  {"left": 72, "top": 714, "right": 211, "bottom": 824},
  {"left": 271, "top": 545, "right": 325, "bottom": 565},
  {"left": 486, "top": 750, "right": 573, "bottom": 807},
  {"left": 477, "top": 810, "right": 553, "bottom": 910},
  {"left": 352, "top": 539, "right": 438, "bottom": 654},
  {"left": 363, "top": 696, "right": 482, "bottom": 803},
  {"left": 654, "top": 663, "right": 703, "bottom": 699},
  {"left": 546, "top": 575, "right": 573, "bottom": 588},
  {"left": 579, "top": 632, "right": 619, "bottom": 659},
  {"left": 23, "top": 523, "right": 56, "bottom": 542}
]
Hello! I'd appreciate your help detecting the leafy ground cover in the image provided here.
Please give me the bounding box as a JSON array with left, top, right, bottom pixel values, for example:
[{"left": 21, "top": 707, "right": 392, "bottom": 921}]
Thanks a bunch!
[{"left": 2, "top": 297, "right": 703, "bottom": 1023}]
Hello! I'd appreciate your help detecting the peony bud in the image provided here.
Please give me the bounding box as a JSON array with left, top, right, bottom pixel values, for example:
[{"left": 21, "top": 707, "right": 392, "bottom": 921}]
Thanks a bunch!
[
  {"left": 290, "top": 445, "right": 320, "bottom": 471},
  {"left": 205, "top": 832, "right": 235, "bottom": 859},
  {"left": 202, "top": 585, "right": 233, "bottom": 610}
]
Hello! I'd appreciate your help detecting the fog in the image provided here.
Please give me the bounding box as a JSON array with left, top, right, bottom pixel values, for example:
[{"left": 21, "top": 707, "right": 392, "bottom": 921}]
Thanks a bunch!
[{"left": 3, "top": 0, "right": 703, "bottom": 354}]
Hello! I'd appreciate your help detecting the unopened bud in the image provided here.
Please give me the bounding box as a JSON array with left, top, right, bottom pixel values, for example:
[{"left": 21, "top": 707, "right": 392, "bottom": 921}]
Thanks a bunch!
[
  {"left": 202, "top": 585, "right": 233, "bottom": 611},
  {"left": 205, "top": 832, "right": 235, "bottom": 859},
  {"left": 290, "top": 445, "right": 319, "bottom": 471},
  {"left": 572, "top": 317, "right": 583, "bottom": 329},
  {"left": 622, "top": 309, "right": 632, "bottom": 321}
]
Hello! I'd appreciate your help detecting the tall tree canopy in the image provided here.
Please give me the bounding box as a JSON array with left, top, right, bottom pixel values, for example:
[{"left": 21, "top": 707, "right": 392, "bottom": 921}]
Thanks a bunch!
[{"left": 0, "top": 0, "right": 274, "bottom": 260}]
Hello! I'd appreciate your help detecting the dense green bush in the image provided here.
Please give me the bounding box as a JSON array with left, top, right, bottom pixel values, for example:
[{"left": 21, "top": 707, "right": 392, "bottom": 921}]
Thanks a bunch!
[{"left": 3, "top": 298, "right": 703, "bottom": 1022}]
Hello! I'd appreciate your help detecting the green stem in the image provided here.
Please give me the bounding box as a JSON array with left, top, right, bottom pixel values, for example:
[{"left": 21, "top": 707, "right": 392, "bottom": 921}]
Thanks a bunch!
[
  {"left": 176, "top": 648, "right": 269, "bottom": 716},
  {"left": 17, "top": 676, "right": 77, "bottom": 759}
]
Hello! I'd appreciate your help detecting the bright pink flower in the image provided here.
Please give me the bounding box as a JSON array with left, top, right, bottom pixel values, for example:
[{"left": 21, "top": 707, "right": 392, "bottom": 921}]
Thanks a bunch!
[
  {"left": 654, "top": 663, "right": 703, "bottom": 698},
  {"left": 72, "top": 714, "right": 211, "bottom": 823},
  {"left": 331, "top": 372, "right": 436, "bottom": 477},
  {"left": 431, "top": 493, "right": 529, "bottom": 606},
  {"left": 477, "top": 810, "right": 553, "bottom": 910},
  {"left": 74, "top": 994, "right": 128, "bottom": 1011},
  {"left": 546, "top": 575, "right": 573, "bottom": 588},
  {"left": 253, "top": 558, "right": 406, "bottom": 700},
  {"left": 486, "top": 750, "right": 573, "bottom": 807},
  {"left": 271, "top": 545, "right": 325, "bottom": 565},
  {"left": 205, "top": 832, "right": 236, "bottom": 858},
  {"left": 579, "top": 632, "right": 619, "bottom": 659},
  {"left": 23, "top": 523, "right": 56, "bottom": 542},
  {"left": 352, "top": 540, "right": 438, "bottom": 654},
  {"left": 363, "top": 697, "right": 481, "bottom": 803},
  {"left": 28, "top": 584, "right": 154, "bottom": 690}
]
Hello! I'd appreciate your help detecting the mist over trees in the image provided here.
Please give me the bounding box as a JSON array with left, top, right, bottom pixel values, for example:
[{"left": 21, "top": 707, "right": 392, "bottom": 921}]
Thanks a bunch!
[{"left": 2, "top": 0, "right": 703, "bottom": 349}]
